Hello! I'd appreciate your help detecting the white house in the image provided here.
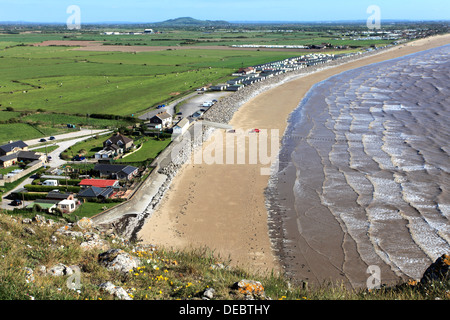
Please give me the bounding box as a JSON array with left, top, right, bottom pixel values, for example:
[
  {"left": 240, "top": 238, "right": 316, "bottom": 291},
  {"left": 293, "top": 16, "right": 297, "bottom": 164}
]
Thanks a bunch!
[
  {"left": 172, "top": 118, "right": 190, "bottom": 136},
  {"left": 57, "top": 199, "right": 77, "bottom": 214},
  {"left": 150, "top": 111, "right": 172, "bottom": 129}
]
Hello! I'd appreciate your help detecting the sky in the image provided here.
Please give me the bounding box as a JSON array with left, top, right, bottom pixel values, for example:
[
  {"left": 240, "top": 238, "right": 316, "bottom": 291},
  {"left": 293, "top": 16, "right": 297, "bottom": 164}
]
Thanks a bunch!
[{"left": 0, "top": 0, "right": 448, "bottom": 23}]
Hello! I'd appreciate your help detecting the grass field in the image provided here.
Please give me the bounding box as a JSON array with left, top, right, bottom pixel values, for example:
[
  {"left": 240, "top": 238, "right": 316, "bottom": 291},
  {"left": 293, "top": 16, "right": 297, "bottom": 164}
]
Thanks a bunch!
[
  {"left": 121, "top": 137, "right": 171, "bottom": 162},
  {"left": 0, "top": 42, "right": 312, "bottom": 117},
  {"left": 61, "top": 135, "right": 104, "bottom": 159},
  {"left": 0, "top": 30, "right": 392, "bottom": 147},
  {"left": 0, "top": 123, "right": 75, "bottom": 145}
]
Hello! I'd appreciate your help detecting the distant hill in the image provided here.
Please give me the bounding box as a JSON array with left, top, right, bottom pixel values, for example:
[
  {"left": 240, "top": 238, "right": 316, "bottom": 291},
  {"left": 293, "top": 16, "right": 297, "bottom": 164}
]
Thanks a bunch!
[{"left": 152, "top": 17, "right": 232, "bottom": 27}]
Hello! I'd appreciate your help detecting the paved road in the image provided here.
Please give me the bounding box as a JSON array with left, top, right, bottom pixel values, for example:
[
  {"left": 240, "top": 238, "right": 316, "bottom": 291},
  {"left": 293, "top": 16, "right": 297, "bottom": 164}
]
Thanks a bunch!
[
  {"left": 0, "top": 175, "right": 35, "bottom": 210},
  {"left": 138, "top": 91, "right": 231, "bottom": 122},
  {"left": 1, "top": 129, "right": 112, "bottom": 210},
  {"left": 24, "top": 128, "right": 108, "bottom": 147},
  {"left": 44, "top": 130, "right": 112, "bottom": 168}
]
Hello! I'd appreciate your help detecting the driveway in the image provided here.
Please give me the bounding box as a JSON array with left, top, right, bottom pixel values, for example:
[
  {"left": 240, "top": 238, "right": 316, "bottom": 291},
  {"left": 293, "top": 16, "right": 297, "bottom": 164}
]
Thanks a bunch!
[
  {"left": 1, "top": 129, "right": 113, "bottom": 209},
  {"left": 44, "top": 130, "right": 112, "bottom": 168},
  {"left": 138, "top": 91, "right": 231, "bottom": 122}
]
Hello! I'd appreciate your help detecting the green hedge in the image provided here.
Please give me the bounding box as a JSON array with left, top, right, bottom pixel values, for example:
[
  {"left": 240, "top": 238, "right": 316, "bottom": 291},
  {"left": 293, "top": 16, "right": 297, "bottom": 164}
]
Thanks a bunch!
[
  {"left": 33, "top": 179, "right": 81, "bottom": 186},
  {"left": 23, "top": 184, "right": 81, "bottom": 193},
  {"left": 14, "top": 192, "right": 48, "bottom": 201}
]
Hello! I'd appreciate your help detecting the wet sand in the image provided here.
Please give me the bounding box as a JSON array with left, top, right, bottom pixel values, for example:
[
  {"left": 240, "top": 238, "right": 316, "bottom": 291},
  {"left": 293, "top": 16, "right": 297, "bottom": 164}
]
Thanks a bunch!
[{"left": 138, "top": 34, "right": 450, "bottom": 281}]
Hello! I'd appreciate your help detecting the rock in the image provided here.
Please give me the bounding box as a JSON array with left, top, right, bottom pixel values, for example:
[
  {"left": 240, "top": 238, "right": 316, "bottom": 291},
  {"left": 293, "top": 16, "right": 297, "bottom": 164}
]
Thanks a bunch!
[
  {"left": 210, "top": 263, "right": 229, "bottom": 270},
  {"left": 33, "top": 215, "right": 46, "bottom": 225},
  {"left": 80, "top": 238, "right": 109, "bottom": 251},
  {"left": 55, "top": 225, "right": 83, "bottom": 239},
  {"left": 24, "top": 267, "right": 34, "bottom": 283},
  {"left": 45, "top": 219, "right": 55, "bottom": 227},
  {"left": 232, "top": 280, "right": 266, "bottom": 300},
  {"left": 22, "top": 218, "right": 32, "bottom": 224},
  {"left": 83, "top": 232, "right": 100, "bottom": 241},
  {"left": 98, "top": 249, "right": 141, "bottom": 274},
  {"left": 203, "top": 287, "right": 215, "bottom": 300},
  {"left": 77, "top": 217, "right": 93, "bottom": 230},
  {"left": 24, "top": 227, "right": 36, "bottom": 235},
  {"left": 420, "top": 253, "right": 450, "bottom": 285},
  {"left": 47, "top": 263, "right": 73, "bottom": 277},
  {"left": 99, "top": 281, "right": 132, "bottom": 300},
  {"left": 37, "top": 265, "right": 47, "bottom": 275}
]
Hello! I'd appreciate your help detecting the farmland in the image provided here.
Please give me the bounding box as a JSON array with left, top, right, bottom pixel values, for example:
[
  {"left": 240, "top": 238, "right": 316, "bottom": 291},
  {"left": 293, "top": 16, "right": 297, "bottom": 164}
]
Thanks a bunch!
[
  {"left": 0, "top": 23, "right": 438, "bottom": 144},
  {"left": 0, "top": 41, "right": 312, "bottom": 117}
]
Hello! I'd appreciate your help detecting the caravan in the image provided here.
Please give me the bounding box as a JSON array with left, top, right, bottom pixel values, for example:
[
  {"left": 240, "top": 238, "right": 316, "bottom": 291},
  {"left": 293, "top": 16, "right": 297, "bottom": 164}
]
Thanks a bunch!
[{"left": 42, "top": 179, "right": 58, "bottom": 187}]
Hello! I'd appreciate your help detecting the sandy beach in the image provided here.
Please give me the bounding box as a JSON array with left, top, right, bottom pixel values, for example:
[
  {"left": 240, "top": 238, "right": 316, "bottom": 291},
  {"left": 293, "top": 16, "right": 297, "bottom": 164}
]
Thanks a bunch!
[{"left": 138, "top": 33, "right": 450, "bottom": 282}]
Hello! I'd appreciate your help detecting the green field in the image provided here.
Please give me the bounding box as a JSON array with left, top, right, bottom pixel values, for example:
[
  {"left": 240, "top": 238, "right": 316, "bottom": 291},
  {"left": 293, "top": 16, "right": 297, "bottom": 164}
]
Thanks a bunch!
[
  {"left": 0, "top": 43, "right": 311, "bottom": 117},
  {"left": 0, "top": 122, "right": 75, "bottom": 145},
  {"left": 61, "top": 135, "right": 104, "bottom": 159},
  {"left": 0, "top": 30, "right": 395, "bottom": 145},
  {"left": 121, "top": 137, "right": 171, "bottom": 162}
]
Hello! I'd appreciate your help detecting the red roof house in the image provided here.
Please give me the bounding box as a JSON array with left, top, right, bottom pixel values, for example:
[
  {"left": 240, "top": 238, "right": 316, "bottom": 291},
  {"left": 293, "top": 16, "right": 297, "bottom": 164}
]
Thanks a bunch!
[{"left": 79, "top": 179, "right": 120, "bottom": 188}]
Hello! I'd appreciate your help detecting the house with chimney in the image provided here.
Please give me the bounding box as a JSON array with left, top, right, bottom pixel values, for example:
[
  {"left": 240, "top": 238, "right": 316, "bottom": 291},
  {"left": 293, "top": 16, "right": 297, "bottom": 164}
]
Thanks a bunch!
[
  {"left": 95, "top": 133, "right": 134, "bottom": 159},
  {"left": 149, "top": 111, "right": 173, "bottom": 129}
]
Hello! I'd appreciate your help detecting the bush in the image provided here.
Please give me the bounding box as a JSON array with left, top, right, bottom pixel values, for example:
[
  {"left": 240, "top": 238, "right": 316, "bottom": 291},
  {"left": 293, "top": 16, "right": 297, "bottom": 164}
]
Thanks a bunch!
[
  {"left": 14, "top": 192, "right": 48, "bottom": 201},
  {"left": 23, "top": 184, "right": 81, "bottom": 193}
]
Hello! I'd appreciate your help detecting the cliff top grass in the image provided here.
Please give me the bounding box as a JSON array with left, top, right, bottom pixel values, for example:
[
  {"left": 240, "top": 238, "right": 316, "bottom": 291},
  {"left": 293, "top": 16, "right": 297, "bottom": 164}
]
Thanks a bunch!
[{"left": 0, "top": 211, "right": 449, "bottom": 301}]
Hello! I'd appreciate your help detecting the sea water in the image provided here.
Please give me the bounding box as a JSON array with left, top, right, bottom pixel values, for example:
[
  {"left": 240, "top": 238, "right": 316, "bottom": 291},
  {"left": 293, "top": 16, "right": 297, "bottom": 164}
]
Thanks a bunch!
[{"left": 270, "top": 44, "right": 450, "bottom": 286}]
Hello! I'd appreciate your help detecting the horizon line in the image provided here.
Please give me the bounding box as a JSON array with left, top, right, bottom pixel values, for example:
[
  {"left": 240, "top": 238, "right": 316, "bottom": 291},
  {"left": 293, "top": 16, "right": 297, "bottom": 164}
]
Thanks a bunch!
[{"left": 1, "top": 18, "right": 449, "bottom": 25}]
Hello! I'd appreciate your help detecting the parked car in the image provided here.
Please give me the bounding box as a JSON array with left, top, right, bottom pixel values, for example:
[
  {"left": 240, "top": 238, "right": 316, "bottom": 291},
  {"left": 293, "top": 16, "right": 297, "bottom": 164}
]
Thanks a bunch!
[
  {"left": 49, "top": 136, "right": 55, "bottom": 140},
  {"left": 192, "top": 111, "right": 204, "bottom": 118},
  {"left": 72, "top": 155, "right": 86, "bottom": 161},
  {"left": 11, "top": 199, "right": 22, "bottom": 206},
  {"left": 39, "top": 138, "right": 46, "bottom": 142}
]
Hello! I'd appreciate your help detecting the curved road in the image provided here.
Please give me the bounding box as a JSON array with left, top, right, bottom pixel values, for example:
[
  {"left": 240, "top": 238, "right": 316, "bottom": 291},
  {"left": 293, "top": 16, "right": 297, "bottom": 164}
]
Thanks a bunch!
[{"left": 1, "top": 129, "right": 112, "bottom": 210}]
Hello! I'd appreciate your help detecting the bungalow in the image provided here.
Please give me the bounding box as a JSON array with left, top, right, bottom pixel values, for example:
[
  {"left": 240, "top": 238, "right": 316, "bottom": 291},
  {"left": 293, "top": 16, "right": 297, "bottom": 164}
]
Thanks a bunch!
[
  {"left": 77, "top": 186, "right": 114, "bottom": 200},
  {"left": 145, "top": 122, "right": 162, "bottom": 132},
  {"left": 0, "top": 140, "right": 28, "bottom": 157},
  {"left": 103, "top": 133, "right": 134, "bottom": 154},
  {"left": 46, "top": 190, "right": 74, "bottom": 201},
  {"left": 238, "top": 67, "right": 255, "bottom": 75},
  {"left": 210, "top": 84, "right": 228, "bottom": 91},
  {"left": 94, "top": 163, "right": 138, "bottom": 181},
  {"left": 57, "top": 199, "right": 77, "bottom": 214},
  {"left": 0, "top": 150, "right": 45, "bottom": 168},
  {"left": 226, "top": 85, "right": 243, "bottom": 92},
  {"left": 149, "top": 111, "right": 172, "bottom": 128},
  {"left": 17, "top": 151, "right": 45, "bottom": 163},
  {"left": 79, "top": 178, "right": 120, "bottom": 189},
  {"left": 0, "top": 153, "right": 18, "bottom": 168},
  {"left": 172, "top": 118, "right": 190, "bottom": 136}
]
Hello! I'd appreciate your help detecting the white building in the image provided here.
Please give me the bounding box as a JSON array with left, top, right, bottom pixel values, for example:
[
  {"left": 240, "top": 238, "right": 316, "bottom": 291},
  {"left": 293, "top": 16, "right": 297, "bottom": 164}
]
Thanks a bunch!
[
  {"left": 95, "top": 149, "right": 113, "bottom": 159},
  {"left": 57, "top": 199, "right": 77, "bottom": 214},
  {"left": 172, "top": 118, "right": 190, "bottom": 136}
]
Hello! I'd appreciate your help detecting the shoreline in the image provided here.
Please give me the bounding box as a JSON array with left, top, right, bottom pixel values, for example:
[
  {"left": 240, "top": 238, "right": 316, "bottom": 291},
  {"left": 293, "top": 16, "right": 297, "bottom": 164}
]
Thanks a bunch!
[{"left": 137, "top": 34, "right": 450, "bottom": 282}]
